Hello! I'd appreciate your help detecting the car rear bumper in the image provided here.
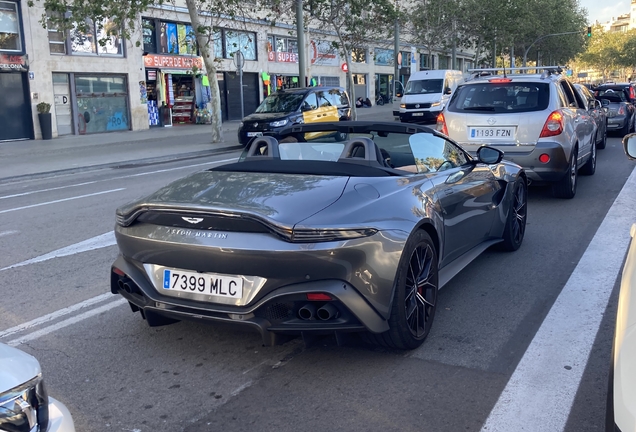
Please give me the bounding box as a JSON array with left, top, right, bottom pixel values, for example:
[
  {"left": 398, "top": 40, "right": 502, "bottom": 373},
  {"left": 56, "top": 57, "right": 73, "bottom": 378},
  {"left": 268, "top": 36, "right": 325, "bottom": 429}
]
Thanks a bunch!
[
  {"left": 111, "top": 255, "right": 390, "bottom": 345},
  {"left": 607, "top": 115, "right": 628, "bottom": 130},
  {"left": 464, "top": 141, "right": 570, "bottom": 183},
  {"left": 399, "top": 110, "right": 441, "bottom": 123}
]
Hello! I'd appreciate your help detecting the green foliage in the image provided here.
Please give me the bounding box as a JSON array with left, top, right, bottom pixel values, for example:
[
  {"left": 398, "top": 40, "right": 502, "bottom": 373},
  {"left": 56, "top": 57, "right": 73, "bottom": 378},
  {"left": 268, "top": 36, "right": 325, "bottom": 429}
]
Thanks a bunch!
[
  {"left": 577, "top": 27, "right": 636, "bottom": 80},
  {"left": 36, "top": 102, "right": 51, "bottom": 113}
]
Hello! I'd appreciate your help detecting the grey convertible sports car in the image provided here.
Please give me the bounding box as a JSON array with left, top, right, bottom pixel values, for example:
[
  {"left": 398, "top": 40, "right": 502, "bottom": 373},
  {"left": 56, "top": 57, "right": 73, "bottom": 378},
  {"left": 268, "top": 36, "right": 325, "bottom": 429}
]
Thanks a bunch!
[{"left": 111, "top": 122, "right": 527, "bottom": 349}]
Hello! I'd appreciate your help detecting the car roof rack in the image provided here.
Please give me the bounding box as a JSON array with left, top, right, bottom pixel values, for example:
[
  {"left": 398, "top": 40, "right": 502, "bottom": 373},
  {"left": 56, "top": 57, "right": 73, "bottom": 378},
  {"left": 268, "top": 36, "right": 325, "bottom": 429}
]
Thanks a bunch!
[{"left": 466, "top": 66, "right": 563, "bottom": 80}]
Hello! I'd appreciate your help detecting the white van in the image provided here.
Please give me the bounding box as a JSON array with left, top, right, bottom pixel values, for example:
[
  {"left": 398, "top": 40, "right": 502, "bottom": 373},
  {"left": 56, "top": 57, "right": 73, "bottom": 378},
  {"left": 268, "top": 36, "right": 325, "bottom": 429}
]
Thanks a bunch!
[{"left": 398, "top": 69, "right": 465, "bottom": 124}]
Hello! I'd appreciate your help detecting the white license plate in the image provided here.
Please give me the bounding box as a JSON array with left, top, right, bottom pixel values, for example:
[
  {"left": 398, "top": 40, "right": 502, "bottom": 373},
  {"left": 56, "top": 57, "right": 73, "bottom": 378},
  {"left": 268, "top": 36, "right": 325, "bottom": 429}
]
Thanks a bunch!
[
  {"left": 412, "top": 113, "right": 424, "bottom": 116},
  {"left": 162, "top": 269, "right": 243, "bottom": 299},
  {"left": 247, "top": 132, "right": 263, "bottom": 137},
  {"left": 469, "top": 127, "right": 515, "bottom": 140}
]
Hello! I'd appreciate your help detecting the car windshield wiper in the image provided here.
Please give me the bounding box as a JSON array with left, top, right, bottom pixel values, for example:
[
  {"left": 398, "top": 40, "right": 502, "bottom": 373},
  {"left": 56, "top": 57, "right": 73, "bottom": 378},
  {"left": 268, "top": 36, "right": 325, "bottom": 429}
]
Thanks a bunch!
[{"left": 462, "top": 106, "right": 496, "bottom": 111}]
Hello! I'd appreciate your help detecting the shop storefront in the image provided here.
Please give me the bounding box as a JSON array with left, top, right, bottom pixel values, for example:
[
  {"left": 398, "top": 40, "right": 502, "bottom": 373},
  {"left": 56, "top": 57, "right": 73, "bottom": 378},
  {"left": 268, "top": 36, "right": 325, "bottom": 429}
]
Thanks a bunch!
[
  {"left": 375, "top": 73, "right": 394, "bottom": 103},
  {"left": 142, "top": 53, "right": 209, "bottom": 126},
  {"left": 74, "top": 74, "right": 130, "bottom": 134},
  {"left": 0, "top": 54, "right": 32, "bottom": 141}
]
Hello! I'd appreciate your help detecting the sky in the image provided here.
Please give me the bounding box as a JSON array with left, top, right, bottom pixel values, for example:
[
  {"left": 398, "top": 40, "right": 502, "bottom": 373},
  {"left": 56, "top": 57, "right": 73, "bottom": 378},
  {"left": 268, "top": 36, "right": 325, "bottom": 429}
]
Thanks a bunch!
[{"left": 581, "top": 0, "right": 630, "bottom": 24}]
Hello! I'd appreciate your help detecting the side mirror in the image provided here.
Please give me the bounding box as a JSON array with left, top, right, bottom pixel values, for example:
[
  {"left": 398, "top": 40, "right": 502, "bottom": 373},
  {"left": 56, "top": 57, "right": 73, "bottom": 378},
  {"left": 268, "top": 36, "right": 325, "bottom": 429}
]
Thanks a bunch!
[
  {"left": 623, "top": 133, "right": 636, "bottom": 160},
  {"left": 476, "top": 146, "right": 503, "bottom": 164},
  {"left": 444, "top": 87, "right": 452, "bottom": 95},
  {"left": 301, "top": 103, "right": 312, "bottom": 112}
]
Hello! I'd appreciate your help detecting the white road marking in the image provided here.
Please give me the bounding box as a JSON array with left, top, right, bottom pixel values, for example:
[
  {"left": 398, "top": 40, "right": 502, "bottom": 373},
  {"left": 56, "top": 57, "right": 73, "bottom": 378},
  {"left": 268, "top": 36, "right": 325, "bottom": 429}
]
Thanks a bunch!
[
  {"left": 0, "top": 293, "right": 113, "bottom": 339},
  {"left": 0, "top": 158, "right": 236, "bottom": 200},
  {"left": 481, "top": 166, "right": 636, "bottom": 432},
  {"left": 0, "top": 188, "right": 125, "bottom": 214},
  {"left": 7, "top": 299, "right": 127, "bottom": 347},
  {"left": 0, "top": 230, "right": 18, "bottom": 238},
  {"left": 0, "top": 231, "right": 116, "bottom": 272}
]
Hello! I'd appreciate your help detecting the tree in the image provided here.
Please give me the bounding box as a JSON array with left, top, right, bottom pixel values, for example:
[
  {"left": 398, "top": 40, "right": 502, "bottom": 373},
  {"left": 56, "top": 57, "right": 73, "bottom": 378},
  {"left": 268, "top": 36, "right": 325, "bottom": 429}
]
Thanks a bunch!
[
  {"left": 30, "top": 0, "right": 262, "bottom": 143},
  {"left": 303, "top": 0, "right": 397, "bottom": 120}
]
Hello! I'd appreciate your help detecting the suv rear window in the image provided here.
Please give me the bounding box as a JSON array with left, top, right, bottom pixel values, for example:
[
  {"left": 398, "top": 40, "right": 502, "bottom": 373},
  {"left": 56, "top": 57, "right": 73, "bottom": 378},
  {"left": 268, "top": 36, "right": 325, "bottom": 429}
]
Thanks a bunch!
[{"left": 448, "top": 82, "right": 550, "bottom": 113}]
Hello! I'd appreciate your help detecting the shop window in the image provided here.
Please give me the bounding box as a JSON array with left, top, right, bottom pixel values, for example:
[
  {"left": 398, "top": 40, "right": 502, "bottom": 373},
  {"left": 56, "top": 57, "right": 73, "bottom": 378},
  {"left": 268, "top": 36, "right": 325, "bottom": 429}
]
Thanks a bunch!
[
  {"left": 352, "top": 47, "right": 366, "bottom": 63},
  {"left": 353, "top": 74, "right": 365, "bottom": 84},
  {"left": 75, "top": 75, "right": 129, "bottom": 134},
  {"left": 374, "top": 48, "right": 394, "bottom": 66},
  {"left": 0, "top": 1, "right": 22, "bottom": 52},
  {"left": 438, "top": 55, "right": 449, "bottom": 69},
  {"left": 224, "top": 30, "right": 256, "bottom": 60},
  {"left": 420, "top": 53, "right": 429, "bottom": 70},
  {"left": 49, "top": 15, "right": 123, "bottom": 56},
  {"left": 399, "top": 51, "right": 410, "bottom": 68},
  {"left": 142, "top": 18, "right": 156, "bottom": 53},
  {"left": 318, "top": 76, "right": 340, "bottom": 87},
  {"left": 213, "top": 28, "right": 223, "bottom": 59}
]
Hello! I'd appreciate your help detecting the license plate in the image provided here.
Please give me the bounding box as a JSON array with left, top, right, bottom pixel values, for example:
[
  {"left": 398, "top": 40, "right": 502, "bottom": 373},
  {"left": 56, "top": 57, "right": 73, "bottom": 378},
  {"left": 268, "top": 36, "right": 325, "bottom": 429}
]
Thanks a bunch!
[
  {"left": 469, "top": 127, "right": 515, "bottom": 140},
  {"left": 162, "top": 269, "right": 243, "bottom": 299},
  {"left": 412, "top": 113, "right": 424, "bottom": 116},
  {"left": 247, "top": 132, "right": 263, "bottom": 137}
]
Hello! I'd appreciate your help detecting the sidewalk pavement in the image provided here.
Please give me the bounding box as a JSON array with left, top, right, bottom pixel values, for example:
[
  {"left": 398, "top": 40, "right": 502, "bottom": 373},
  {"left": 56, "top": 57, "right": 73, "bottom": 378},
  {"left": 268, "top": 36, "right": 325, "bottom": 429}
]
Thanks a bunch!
[{"left": 0, "top": 103, "right": 399, "bottom": 184}]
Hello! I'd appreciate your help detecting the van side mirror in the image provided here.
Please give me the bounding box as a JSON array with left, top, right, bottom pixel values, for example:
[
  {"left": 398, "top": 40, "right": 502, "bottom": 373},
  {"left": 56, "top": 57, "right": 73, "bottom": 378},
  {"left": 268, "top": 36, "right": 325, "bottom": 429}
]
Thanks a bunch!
[{"left": 444, "top": 87, "right": 452, "bottom": 95}]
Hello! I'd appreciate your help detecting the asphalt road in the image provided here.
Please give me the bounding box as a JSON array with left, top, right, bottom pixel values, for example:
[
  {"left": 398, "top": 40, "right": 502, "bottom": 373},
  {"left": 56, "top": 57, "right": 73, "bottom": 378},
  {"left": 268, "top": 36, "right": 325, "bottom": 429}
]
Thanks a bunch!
[{"left": 0, "top": 132, "right": 633, "bottom": 432}]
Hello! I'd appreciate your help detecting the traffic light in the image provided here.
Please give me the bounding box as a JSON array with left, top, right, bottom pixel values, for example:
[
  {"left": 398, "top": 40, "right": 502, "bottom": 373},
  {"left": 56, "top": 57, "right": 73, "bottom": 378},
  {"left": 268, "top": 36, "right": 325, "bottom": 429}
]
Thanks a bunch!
[{"left": 587, "top": 26, "right": 592, "bottom": 37}]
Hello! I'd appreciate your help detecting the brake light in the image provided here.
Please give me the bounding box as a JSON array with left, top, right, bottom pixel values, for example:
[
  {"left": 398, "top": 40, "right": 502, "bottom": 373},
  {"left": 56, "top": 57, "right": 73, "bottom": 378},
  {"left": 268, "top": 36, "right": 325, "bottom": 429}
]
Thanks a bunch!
[
  {"left": 307, "top": 293, "right": 332, "bottom": 301},
  {"left": 112, "top": 267, "right": 126, "bottom": 276},
  {"left": 630, "top": 86, "right": 635, "bottom": 100},
  {"left": 488, "top": 78, "right": 512, "bottom": 83},
  {"left": 619, "top": 105, "right": 626, "bottom": 115},
  {"left": 436, "top": 112, "right": 448, "bottom": 135},
  {"left": 539, "top": 110, "right": 564, "bottom": 138}
]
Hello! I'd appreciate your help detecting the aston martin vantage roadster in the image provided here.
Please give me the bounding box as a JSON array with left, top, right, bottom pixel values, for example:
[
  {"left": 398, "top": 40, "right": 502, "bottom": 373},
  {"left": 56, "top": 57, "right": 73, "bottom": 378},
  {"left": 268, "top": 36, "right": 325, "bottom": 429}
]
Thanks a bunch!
[{"left": 111, "top": 122, "right": 527, "bottom": 349}]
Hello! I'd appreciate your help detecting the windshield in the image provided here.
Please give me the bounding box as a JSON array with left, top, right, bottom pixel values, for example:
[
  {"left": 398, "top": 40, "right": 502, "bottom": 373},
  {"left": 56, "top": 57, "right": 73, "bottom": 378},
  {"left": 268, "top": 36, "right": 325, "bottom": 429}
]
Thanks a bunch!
[
  {"left": 404, "top": 79, "right": 444, "bottom": 95},
  {"left": 255, "top": 93, "right": 305, "bottom": 113},
  {"left": 448, "top": 82, "right": 550, "bottom": 113}
]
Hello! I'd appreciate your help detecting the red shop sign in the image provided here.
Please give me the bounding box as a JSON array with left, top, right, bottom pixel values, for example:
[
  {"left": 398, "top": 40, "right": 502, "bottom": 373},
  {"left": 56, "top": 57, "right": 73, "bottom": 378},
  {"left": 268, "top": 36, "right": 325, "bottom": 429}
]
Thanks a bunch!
[{"left": 143, "top": 54, "right": 203, "bottom": 70}]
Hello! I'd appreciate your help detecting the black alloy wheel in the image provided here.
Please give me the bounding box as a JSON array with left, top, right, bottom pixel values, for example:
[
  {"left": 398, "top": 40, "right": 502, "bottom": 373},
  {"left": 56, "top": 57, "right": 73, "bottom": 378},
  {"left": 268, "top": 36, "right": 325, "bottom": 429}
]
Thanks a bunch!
[
  {"left": 498, "top": 177, "right": 527, "bottom": 251},
  {"left": 404, "top": 243, "right": 437, "bottom": 339},
  {"left": 367, "top": 230, "right": 438, "bottom": 350}
]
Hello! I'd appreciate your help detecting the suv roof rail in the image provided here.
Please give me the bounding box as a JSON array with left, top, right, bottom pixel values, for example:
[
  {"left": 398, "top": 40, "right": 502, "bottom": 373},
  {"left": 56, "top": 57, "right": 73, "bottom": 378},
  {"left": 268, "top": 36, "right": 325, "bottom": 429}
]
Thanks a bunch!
[{"left": 466, "top": 66, "right": 564, "bottom": 80}]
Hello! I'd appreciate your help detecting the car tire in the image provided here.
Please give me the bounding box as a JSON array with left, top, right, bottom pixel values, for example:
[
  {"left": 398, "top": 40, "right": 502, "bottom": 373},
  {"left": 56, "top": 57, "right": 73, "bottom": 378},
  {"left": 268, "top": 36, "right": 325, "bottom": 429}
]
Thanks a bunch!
[
  {"left": 580, "top": 142, "right": 596, "bottom": 176},
  {"left": 497, "top": 177, "right": 527, "bottom": 252},
  {"left": 367, "top": 230, "right": 438, "bottom": 350},
  {"left": 552, "top": 148, "right": 578, "bottom": 199},
  {"left": 597, "top": 128, "right": 607, "bottom": 150}
]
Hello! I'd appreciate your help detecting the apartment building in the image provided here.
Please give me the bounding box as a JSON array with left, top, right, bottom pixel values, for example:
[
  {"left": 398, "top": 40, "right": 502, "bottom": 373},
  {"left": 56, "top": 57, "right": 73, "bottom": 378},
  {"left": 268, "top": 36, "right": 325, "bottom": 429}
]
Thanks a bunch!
[{"left": 2, "top": 0, "right": 475, "bottom": 140}]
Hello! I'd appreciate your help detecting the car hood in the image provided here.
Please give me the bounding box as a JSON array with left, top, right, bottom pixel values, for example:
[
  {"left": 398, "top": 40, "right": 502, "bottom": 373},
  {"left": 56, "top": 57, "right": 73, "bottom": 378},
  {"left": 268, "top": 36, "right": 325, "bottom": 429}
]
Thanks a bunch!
[
  {"left": 120, "top": 170, "right": 349, "bottom": 227},
  {"left": 401, "top": 94, "right": 442, "bottom": 104},
  {"left": 242, "top": 112, "right": 293, "bottom": 122},
  {"left": 0, "top": 343, "right": 41, "bottom": 393}
]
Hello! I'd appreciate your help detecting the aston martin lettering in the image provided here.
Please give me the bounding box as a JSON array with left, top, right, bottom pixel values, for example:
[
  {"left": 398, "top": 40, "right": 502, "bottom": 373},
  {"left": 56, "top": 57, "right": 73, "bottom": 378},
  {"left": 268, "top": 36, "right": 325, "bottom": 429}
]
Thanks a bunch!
[{"left": 166, "top": 228, "right": 228, "bottom": 239}]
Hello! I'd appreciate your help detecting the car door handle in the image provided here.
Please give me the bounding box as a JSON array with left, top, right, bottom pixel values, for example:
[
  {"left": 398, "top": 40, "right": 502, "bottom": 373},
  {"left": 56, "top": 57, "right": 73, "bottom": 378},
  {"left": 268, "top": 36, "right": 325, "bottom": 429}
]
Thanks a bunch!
[{"left": 443, "top": 188, "right": 454, "bottom": 196}]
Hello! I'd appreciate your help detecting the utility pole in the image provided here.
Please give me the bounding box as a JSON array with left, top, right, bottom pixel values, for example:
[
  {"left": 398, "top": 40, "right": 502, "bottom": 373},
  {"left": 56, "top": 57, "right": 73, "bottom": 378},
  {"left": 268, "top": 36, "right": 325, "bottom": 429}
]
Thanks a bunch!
[
  {"left": 522, "top": 31, "right": 582, "bottom": 66},
  {"left": 296, "top": 0, "right": 306, "bottom": 87},
  {"left": 393, "top": 0, "right": 399, "bottom": 101},
  {"left": 451, "top": 18, "right": 456, "bottom": 70}
]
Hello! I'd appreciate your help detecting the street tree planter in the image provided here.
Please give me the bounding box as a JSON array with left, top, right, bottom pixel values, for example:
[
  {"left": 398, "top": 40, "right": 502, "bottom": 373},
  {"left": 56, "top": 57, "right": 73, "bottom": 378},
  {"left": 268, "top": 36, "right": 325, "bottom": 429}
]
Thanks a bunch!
[{"left": 37, "top": 102, "right": 52, "bottom": 140}]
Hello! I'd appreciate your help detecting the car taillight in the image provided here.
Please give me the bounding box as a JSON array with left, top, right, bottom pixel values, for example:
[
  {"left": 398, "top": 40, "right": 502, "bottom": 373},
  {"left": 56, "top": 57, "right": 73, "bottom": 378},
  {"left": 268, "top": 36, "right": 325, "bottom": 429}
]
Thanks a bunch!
[
  {"left": 436, "top": 113, "right": 448, "bottom": 135},
  {"left": 619, "top": 105, "right": 626, "bottom": 115},
  {"left": 539, "top": 110, "right": 564, "bottom": 138},
  {"left": 630, "top": 86, "right": 635, "bottom": 100}
]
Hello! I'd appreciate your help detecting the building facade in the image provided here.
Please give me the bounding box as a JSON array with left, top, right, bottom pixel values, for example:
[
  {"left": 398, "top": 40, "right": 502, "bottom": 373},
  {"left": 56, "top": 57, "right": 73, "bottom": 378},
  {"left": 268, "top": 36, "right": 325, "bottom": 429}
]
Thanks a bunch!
[{"left": 8, "top": 0, "right": 475, "bottom": 140}]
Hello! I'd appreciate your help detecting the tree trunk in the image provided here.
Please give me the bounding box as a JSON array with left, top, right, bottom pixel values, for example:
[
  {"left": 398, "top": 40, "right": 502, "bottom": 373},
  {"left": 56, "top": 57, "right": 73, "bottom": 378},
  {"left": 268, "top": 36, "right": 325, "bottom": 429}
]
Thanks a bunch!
[
  {"left": 185, "top": 0, "right": 223, "bottom": 143},
  {"left": 344, "top": 49, "right": 357, "bottom": 120}
]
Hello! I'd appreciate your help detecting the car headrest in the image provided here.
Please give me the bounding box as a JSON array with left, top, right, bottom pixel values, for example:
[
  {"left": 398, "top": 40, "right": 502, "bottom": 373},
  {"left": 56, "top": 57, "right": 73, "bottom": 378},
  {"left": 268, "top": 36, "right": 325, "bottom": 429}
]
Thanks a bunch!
[
  {"left": 245, "top": 136, "right": 280, "bottom": 160},
  {"left": 337, "top": 137, "right": 382, "bottom": 167}
]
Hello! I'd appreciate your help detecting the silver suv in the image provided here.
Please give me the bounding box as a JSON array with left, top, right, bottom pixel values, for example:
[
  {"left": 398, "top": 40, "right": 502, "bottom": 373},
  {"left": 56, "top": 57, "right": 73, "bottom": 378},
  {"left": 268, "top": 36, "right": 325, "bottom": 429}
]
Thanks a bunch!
[{"left": 437, "top": 67, "right": 597, "bottom": 198}]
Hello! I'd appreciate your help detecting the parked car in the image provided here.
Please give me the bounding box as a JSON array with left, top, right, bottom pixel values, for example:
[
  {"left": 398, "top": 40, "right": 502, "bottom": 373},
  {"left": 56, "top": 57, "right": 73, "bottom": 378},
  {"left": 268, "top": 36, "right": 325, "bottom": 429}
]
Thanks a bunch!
[
  {"left": 595, "top": 85, "right": 635, "bottom": 136},
  {"left": 574, "top": 83, "right": 608, "bottom": 149},
  {"left": 0, "top": 342, "right": 75, "bottom": 432},
  {"left": 437, "top": 66, "right": 597, "bottom": 199},
  {"left": 398, "top": 69, "right": 465, "bottom": 124},
  {"left": 238, "top": 86, "right": 351, "bottom": 146},
  {"left": 606, "top": 133, "right": 636, "bottom": 432},
  {"left": 111, "top": 121, "right": 527, "bottom": 350}
]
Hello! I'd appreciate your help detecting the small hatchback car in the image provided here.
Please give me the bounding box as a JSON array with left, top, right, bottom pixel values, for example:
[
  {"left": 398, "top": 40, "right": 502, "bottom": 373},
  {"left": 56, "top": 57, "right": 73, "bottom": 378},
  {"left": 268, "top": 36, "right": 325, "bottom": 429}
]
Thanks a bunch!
[
  {"left": 437, "top": 67, "right": 597, "bottom": 199},
  {"left": 238, "top": 86, "right": 351, "bottom": 146}
]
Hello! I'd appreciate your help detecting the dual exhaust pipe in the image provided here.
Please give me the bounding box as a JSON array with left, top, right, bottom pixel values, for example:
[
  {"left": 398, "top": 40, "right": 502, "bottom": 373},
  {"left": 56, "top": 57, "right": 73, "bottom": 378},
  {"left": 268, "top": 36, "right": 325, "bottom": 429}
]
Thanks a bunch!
[
  {"left": 117, "top": 277, "right": 137, "bottom": 295},
  {"left": 298, "top": 303, "right": 339, "bottom": 321}
]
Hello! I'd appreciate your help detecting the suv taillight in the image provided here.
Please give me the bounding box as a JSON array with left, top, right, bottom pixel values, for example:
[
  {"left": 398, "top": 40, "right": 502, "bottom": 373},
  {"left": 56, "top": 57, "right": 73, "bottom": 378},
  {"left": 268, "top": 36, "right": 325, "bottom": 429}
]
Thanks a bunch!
[
  {"left": 630, "top": 86, "right": 635, "bottom": 101},
  {"left": 436, "top": 113, "right": 448, "bottom": 135},
  {"left": 539, "top": 110, "right": 564, "bottom": 138}
]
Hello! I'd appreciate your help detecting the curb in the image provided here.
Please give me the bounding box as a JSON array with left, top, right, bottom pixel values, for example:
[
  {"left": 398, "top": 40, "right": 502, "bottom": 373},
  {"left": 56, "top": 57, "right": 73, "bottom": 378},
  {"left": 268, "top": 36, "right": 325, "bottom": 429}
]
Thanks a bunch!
[{"left": 0, "top": 145, "right": 243, "bottom": 185}]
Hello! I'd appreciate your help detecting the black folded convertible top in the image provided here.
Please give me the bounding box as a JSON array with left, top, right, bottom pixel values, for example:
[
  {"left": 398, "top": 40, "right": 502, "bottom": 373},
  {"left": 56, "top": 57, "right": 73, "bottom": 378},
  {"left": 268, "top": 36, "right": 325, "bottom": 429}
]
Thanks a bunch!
[{"left": 211, "top": 160, "right": 393, "bottom": 177}]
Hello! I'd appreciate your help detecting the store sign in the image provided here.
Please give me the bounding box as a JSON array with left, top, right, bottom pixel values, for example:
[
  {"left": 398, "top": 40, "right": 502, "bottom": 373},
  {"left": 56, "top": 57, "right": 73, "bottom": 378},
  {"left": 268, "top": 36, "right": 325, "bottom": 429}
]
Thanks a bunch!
[
  {"left": 143, "top": 54, "right": 203, "bottom": 70},
  {"left": 267, "top": 51, "right": 299, "bottom": 63},
  {"left": 147, "top": 70, "right": 157, "bottom": 80},
  {"left": 0, "top": 55, "right": 28, "bottom": 73}
]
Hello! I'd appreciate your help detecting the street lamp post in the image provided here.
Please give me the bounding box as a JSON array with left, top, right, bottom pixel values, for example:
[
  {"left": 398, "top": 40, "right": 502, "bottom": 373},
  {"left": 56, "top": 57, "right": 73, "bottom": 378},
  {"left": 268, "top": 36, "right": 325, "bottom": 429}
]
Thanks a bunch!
[
  {"left": 233, "top": 50, "right": 245, "bottom": 118},
  {"left": 522, "top": 31, "right": 583, "bottom": 67},
  {"left": 296, "top": 0, "right": 306, "bottom": 87}
]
